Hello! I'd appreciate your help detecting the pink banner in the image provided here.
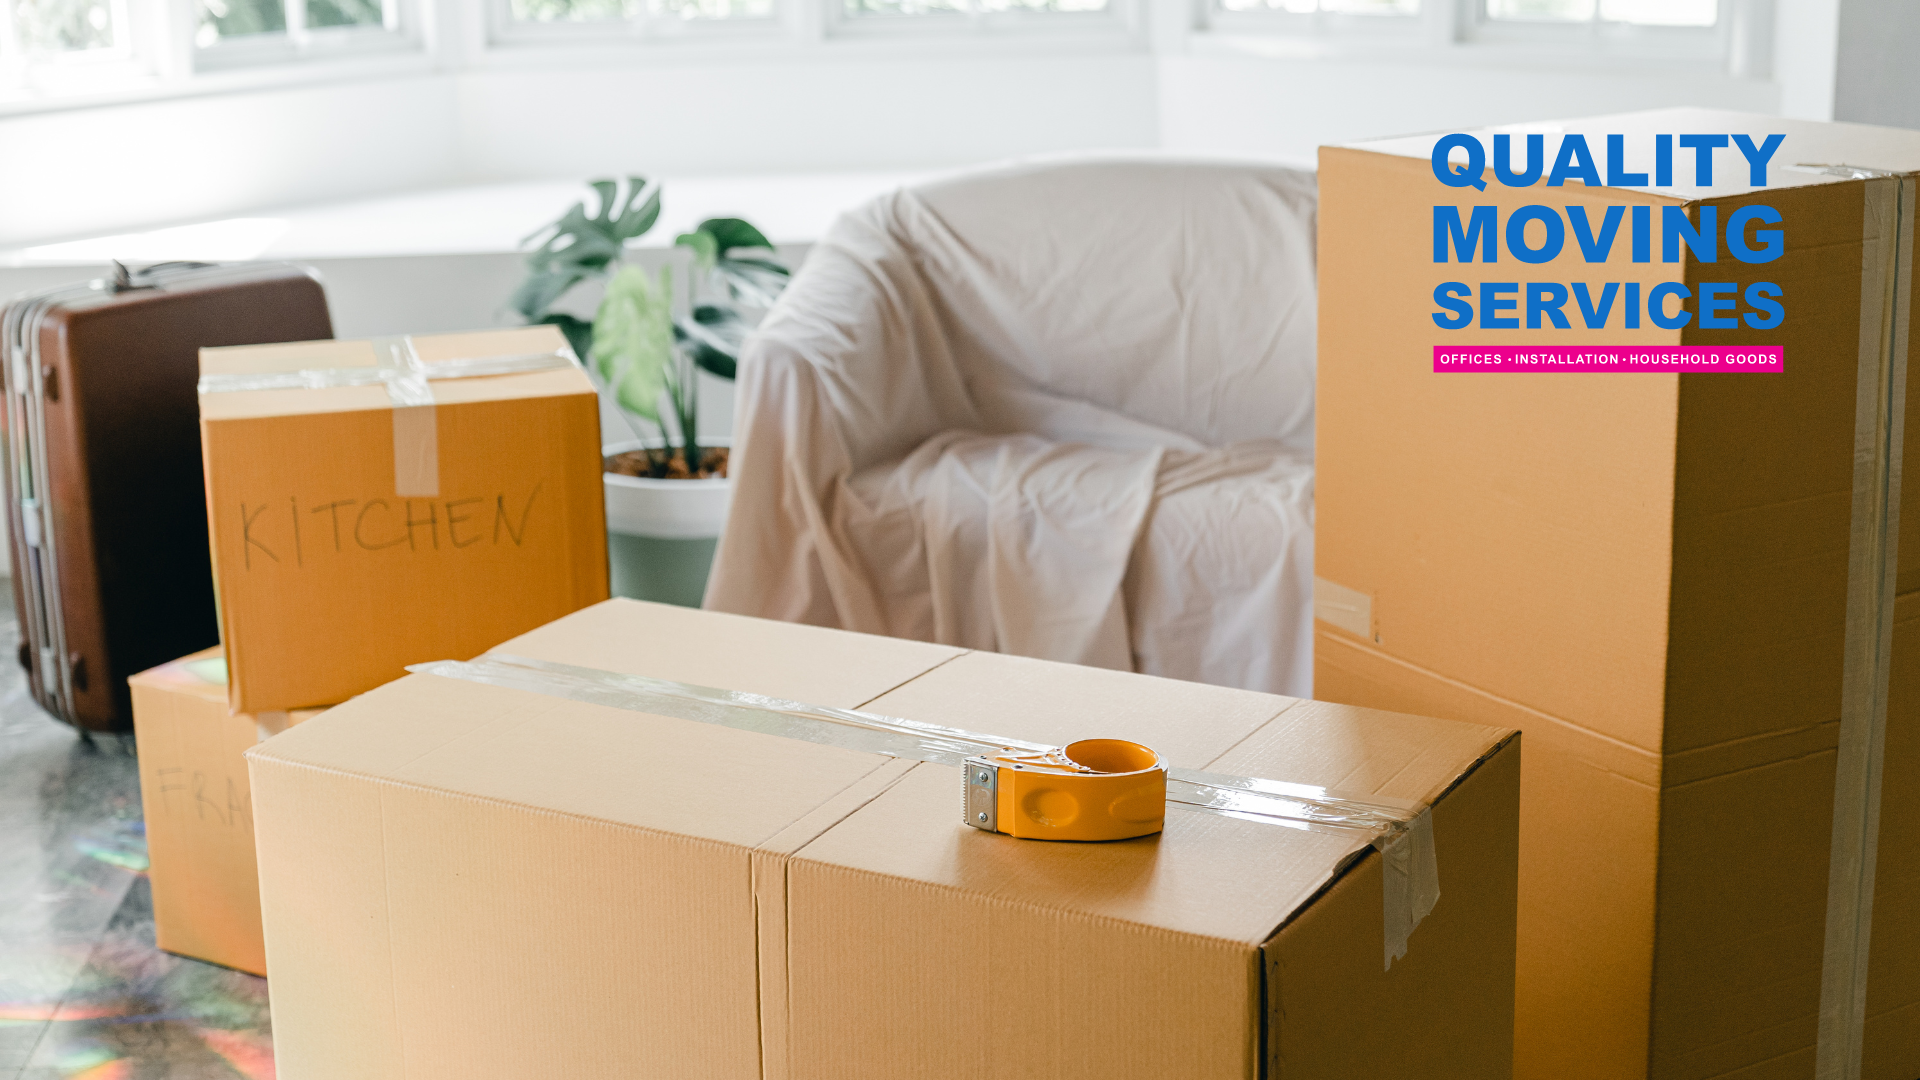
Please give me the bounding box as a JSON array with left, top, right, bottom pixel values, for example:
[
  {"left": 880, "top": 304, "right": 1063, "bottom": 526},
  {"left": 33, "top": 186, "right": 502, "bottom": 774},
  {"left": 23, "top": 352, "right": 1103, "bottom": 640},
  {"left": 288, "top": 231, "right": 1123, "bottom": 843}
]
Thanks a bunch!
[{"left": 1432, "top": 346, "right": 1783, "bottom": 372}]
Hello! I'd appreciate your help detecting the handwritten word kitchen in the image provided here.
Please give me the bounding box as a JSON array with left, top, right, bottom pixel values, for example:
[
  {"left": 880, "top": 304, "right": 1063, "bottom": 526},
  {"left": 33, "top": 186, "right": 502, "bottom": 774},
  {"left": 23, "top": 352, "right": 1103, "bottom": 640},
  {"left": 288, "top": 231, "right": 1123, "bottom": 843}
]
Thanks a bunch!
[{"left": 230, "top": 484, "right": 545, "bottom": 569}]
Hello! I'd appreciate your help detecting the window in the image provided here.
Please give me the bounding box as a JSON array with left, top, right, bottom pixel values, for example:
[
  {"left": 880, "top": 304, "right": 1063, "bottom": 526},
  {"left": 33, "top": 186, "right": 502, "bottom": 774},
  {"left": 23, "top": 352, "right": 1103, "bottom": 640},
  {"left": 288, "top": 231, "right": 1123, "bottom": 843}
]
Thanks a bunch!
[
  {"left": 1214, "top": 0, "right": 1413, "bottom": 14},
  {"left": 1202, "top": 0, "right": 1421, "bottom": 40},
  {"left": 491, "top": 0, "right": 782, "bottom": 47},
  {"left": 0, "top": 0, "right": 153, "bottom": 95},
  {"left": 842, "top": 0, "right": 1110, "bottom": 18},
  {"left": 195, "top": 0, "right": 416, "bottom": 68},
  {"left": 828, "top": 0, "right": 1130, "bottom": 40},
  {"left": 1200, "top": 0, "right": 1745, "bottom": 68},
  {"left": 1485, "top": 0, "right": 1716, "bottom": 26},
  {"left": 1470, "top": 0, "right": 1729, "bottom": 61}
]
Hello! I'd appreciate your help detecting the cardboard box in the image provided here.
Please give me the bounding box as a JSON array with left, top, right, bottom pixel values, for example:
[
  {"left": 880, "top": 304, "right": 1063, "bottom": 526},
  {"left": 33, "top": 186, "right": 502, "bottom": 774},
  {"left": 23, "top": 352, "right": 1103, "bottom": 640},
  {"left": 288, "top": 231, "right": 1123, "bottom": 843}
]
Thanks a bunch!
[
  {"left": 1316, "top": 108, "right": 1918, "bottom": 1079},
  {"left": 129, "top": 647, "right": 325, "bottom": 975},
  {"left": 198, "top": 325, "right": 609, "bottom": 712},
  {"left": 248, "top": 599, "right": 1520, "bottom": 1079}
]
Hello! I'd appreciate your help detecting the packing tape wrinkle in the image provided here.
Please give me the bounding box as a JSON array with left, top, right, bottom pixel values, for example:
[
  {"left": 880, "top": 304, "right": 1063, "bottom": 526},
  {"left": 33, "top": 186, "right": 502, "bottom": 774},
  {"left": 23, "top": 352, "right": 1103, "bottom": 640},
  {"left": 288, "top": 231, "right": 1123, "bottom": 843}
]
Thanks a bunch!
[
  {"left": 410, "top": 652, "right": 1442, "bottom": 969},
  {"left": 1816, "top": 170, "right": 1913, "bottom": 1080},
  {"left": 196, "top": 339, "right": 579, "bottom": 500}
]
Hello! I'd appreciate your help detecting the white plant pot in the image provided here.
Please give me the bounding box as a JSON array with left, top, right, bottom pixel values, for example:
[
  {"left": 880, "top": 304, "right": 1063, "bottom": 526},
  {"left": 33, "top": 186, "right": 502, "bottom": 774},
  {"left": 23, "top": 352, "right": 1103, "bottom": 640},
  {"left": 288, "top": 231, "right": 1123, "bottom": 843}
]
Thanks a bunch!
[{"left": 603, "top": 438, "right": 733, "bottom": 540}]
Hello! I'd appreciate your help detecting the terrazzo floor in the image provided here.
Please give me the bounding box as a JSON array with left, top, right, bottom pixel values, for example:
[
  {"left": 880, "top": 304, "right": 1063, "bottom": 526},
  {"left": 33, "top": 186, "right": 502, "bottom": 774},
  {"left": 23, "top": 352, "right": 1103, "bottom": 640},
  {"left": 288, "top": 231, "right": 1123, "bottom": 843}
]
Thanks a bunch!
[{"left": 0, "top": 582, "right": 274, "bottom": 1080}]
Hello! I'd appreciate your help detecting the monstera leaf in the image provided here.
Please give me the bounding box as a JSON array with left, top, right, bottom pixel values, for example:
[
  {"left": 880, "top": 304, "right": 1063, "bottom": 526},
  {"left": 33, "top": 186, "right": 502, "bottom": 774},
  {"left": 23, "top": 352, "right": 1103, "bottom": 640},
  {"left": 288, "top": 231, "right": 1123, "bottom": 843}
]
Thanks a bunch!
[
  {"left": 590, "top": 265, "right": 676, "bottom": 423},
  {"left": 514, "top": 178, "right": 662, "bottom": 323},
  {"left": 675, "top": 217, "right": 791, "bottom": 310},
  {"left": 675, "top": 303, "right": 749, "bottom": 381}
]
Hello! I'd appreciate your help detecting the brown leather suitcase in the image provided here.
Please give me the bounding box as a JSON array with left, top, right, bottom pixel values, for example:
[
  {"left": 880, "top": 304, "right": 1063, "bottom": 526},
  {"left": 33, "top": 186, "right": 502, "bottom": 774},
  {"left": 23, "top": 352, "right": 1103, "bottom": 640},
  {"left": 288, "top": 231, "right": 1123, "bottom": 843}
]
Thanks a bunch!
[{"left": 1, "top": 262, "right": 333, "bottom": 734}]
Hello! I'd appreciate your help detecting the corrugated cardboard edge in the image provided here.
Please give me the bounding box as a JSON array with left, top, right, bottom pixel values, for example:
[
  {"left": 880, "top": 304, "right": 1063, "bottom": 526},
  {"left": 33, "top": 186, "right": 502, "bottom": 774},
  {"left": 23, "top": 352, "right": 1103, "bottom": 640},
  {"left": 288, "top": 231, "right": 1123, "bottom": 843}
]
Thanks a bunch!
[
  {"left": 1818, "top": 171, "right": 1914, "bottom": 1080},
  {"left": 1256, "top": 730, "right": 1518, "bottom": 948},
  {"left": 1258, "top": 730, "right": 1520, "bottom": 1080},
  {"left": 751, "top": 757, "right": 922, "bottom": 1080}
]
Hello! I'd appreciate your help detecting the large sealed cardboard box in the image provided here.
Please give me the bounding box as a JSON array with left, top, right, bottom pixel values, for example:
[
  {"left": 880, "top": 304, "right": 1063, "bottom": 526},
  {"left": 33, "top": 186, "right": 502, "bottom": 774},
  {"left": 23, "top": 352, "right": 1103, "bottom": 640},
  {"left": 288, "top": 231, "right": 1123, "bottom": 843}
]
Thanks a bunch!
[
  {"left": 198, "top": 325, "right": 609, "bottom": 713},
  {"left": 248, "top": 599, "right": 1520, "bottom": 1079},
  {"left": 1316, "top": 107, "right": 1918, "bottom": 1079},
  {"left": 129, "top": 648, "right": 325, "bottom": 975}
]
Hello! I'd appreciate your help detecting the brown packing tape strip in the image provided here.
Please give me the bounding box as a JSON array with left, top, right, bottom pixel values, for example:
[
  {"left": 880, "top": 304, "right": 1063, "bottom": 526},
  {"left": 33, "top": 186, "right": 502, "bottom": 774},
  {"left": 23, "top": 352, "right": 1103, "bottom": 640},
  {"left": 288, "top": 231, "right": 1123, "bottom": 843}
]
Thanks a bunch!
[{"left": 1816, "top": 170, "right": 1913, "bottom": 1080}]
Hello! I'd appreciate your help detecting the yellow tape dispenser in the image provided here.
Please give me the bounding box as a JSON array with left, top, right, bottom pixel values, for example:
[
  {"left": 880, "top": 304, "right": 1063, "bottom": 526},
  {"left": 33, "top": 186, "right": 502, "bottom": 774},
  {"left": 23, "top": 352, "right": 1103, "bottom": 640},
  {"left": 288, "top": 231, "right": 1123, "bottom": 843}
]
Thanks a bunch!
[{"left": 963, "top": 739, "right": 1167, "bottom": 841}]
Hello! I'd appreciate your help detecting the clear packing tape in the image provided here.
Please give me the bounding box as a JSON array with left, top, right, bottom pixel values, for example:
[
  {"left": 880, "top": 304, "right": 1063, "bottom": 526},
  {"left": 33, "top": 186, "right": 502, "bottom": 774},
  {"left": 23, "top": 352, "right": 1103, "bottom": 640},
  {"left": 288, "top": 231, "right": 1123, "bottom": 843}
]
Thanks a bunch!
[
  {"left": 411, "top": 653, "right": 1443, "bottom": 969},
  {"left": 196, "top": 336, "right": 579, "bottom": 498}
]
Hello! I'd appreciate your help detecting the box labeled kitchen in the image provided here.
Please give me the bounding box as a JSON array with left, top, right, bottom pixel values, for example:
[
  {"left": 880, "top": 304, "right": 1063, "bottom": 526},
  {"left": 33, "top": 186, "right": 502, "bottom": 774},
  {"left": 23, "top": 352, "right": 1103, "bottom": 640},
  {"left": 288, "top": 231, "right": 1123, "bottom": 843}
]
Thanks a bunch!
[{"left": 198, "top": 325, "right": 609, "bottom": 712}]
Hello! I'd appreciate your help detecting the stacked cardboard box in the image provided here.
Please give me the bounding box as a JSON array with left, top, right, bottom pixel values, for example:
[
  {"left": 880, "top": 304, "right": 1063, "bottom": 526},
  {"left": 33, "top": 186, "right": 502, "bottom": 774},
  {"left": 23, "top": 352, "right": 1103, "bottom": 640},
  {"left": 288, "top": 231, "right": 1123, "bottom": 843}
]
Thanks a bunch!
[
  {"left": 196, "top": 324, "right": 610, "bottom": 712},
  {"left": 128, "top": 648, "right": 324, "bottom": 974},
  {"left": 247, "top": 599, "right": 1522, "bottom": 1079},
  {"left": 1316, "top": 108, "right": 1918, "bottom": 1078},
  {"left": 130, "top": 324, "right": 611, "bottom": 970}
]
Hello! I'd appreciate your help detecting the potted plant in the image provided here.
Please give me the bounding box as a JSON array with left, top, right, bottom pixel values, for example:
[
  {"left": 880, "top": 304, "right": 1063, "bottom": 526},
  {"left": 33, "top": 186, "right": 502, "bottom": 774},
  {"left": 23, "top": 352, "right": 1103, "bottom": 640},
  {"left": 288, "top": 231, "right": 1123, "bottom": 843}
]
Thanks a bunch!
[{"left": 512, "top": 177, "right": 789, "bottom": 605}]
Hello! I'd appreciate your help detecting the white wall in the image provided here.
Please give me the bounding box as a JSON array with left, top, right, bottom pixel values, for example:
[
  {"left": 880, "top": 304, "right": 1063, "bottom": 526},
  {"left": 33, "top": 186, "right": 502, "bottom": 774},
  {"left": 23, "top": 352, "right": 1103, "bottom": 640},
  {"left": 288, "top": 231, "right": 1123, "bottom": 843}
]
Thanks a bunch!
[
  {"left": 0, "top": 50, "right": 1158, "bottom": 249},
  {"left": 1832, "top": 0, "right": 1920, "bottom": 130},
  {"left": 3, "top": 0, "right": 1903, "bottom": 251},
  {"left": 454, "top": 54, "right": 1160, "bottom": 180},
  {"left": 0, "top": 74, "right": 462, "bottom": 248}
]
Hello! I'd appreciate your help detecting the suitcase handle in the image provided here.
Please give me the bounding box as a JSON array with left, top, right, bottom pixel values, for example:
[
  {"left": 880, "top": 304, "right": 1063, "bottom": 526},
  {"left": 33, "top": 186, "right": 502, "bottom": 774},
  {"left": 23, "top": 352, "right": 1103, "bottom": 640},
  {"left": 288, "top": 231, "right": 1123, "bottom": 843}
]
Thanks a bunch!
[{"left": 106, "top": 260, "right": 217, "bottom": 294}]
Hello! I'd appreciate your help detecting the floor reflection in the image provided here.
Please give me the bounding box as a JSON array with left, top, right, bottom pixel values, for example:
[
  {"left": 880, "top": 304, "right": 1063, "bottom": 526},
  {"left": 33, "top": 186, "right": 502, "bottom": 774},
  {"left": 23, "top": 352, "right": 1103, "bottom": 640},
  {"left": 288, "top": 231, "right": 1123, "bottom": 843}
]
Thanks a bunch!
[{"left": 0, "top": 582, "right": 273, "bottom": 1080}]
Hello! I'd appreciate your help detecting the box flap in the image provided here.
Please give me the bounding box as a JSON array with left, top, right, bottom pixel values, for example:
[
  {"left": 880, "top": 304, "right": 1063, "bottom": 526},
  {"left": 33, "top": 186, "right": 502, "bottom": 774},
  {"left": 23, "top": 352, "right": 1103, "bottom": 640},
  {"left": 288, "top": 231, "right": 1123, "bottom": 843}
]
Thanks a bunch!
[
  {"left": 128, "top": 645, "right": 229, "bottom": 705},
  {"left": 200, "top": 325, "right": 593, "bottom": 421},
  {"left": 791, "top": 761, "right": 1374, "bottom": 944},
  {"left": 797, "top": 654, "right": 1513, "bottom": 944},
  {"left": 250, "top": 600, "right": 967, "bottom": 847},
  {"left": 856, "top": 649, "right": 1293, "bottom": 767},
  {"left": 494, "top": 598, "right": 968, "bottom": 709}
]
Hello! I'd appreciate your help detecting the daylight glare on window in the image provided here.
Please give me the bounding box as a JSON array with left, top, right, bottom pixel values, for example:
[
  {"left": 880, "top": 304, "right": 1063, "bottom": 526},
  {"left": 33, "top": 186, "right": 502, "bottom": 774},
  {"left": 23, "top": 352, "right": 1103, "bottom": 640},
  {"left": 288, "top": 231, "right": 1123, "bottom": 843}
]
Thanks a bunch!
[
  {"left": 509, "top": 0, "right": 630, "bottom": 20},
  {"left": 11, "top": 0, "right": 119, "bottom": 53},
  {"left": 510, "top": 0, "right": 773, "bottom": 19},
  {"left": 1486, "top": 0, "right": 1716, "bottom": 24},
  {"left": 307, "top": 0, "right": 384, "bottom": 28},
  {"left": 196, "top": 0, "right": 284, "bottom": 44},
  {"left": 844, "top": 0, "right": 1108, "bottom": 15},
  {"left": 1214, "top": 0, "right": 1417, "bottom": 15}
]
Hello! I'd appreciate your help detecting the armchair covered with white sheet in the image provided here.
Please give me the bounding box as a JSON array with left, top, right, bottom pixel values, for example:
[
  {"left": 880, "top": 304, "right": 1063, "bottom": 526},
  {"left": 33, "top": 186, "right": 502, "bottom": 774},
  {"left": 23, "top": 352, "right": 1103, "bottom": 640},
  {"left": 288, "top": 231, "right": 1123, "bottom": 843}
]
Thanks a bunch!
[{"left": 705, "top": 159, "right": 1319, "bottom": 695}]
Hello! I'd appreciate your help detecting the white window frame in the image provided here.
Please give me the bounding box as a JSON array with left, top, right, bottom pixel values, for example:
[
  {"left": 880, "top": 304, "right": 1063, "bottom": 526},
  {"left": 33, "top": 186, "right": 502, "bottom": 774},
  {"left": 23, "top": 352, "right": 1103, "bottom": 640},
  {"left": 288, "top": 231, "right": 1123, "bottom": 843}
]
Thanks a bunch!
[
  {"left": 1191, "top": 0, "right": 1772, "bottom": 76},
  {"left": 193, "top": 0, "right": 422, "bottom": 70},
  {"left": 1199, "top": 1, "right": 1429, "bottom": 45},
  {"left": 480, "top": 0, "right": 1141, "bottom": 51},
  {"left": 0, "top": 0, "right": 165, "bottom": 95},
  {"left": 483, "top": 0, "right": 797, "bottom": 49},
  {"left": 821, "top": 0, "right": 1138, "bottom": 44}
]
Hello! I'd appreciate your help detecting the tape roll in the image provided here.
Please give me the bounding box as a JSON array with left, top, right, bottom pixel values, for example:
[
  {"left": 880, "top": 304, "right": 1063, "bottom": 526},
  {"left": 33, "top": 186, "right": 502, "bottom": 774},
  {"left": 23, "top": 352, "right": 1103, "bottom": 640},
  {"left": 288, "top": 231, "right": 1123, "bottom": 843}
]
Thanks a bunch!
[{"left": 963, "top": 739, "right": 1167, "bottom": 842}]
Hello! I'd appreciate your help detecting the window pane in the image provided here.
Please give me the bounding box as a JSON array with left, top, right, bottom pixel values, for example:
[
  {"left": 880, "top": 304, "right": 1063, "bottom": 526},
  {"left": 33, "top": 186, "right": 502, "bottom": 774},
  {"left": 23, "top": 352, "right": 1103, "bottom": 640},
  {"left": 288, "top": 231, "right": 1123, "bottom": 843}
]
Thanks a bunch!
[
  {"left": 843, "top": 0, "right": 963, "bottom": 16},
  {"left": 651, "top": 0, "right": 773, "bottom": 18},
  {"left": 978, "top": 0, "right": 1107, "bottom": 11},
  {"left": 196, "top": 0, "right": 284, "bottom": 45},
  {"left": 1322, "top": 0, "right": 1415, "bottom": 12},
  {"left": 12, "top": 0, "right": 117, "bottom": 53},
  {"left": 308, "top": 0, "right": 383, "bottom": 27},
  {"left": 1598, "top": 0, "right": 1713, "bottom": 24},
  {"left": 1216, "top": 0, "right": 1415, "bottom": 11},
  {"left": 1485, "top": 0, "right": 1594, "bottom": 19},
  {"left": 510, "top": 0, "right": 631, "bottom": 20}
]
